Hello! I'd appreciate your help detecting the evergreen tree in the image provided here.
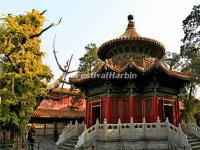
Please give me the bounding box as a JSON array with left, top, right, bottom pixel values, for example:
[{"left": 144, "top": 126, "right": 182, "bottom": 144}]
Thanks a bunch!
[
  {"left": 180, "top": 4, "right": 200, "bottom": 122},
  {"left": 161, "top": 51, "right": 181, "bottom": 70},
  {"left": 78, "top": 43, "right": 102, "bottom": 74}
]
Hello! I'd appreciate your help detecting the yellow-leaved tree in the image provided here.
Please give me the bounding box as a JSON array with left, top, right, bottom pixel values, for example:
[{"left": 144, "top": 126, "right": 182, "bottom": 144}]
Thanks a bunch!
[{"left": 0, "top": 9, "right": 55, "bottom": 146}]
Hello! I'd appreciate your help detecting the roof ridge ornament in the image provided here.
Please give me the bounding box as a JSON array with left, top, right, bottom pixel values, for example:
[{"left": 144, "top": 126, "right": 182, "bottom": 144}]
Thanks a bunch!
[{"left": 127, "top": 14, "right": 135, "bottom": 29}]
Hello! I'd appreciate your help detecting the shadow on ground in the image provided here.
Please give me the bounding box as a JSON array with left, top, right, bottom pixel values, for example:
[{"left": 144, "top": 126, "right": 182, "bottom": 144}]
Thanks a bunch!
[{"left": 33, "top": 135, "right": 58, "bottom": 150}]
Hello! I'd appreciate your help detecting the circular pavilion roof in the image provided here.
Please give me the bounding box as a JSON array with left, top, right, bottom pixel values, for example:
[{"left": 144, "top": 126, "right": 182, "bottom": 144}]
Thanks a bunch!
[{"left": 98, "top": 14, "right": 165, "bottom": 60}]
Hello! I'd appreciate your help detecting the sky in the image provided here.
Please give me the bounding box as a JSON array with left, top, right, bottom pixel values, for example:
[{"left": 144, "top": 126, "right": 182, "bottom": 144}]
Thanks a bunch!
[{"left": 0, "top": 0, "right": 199, "bottom": 95}]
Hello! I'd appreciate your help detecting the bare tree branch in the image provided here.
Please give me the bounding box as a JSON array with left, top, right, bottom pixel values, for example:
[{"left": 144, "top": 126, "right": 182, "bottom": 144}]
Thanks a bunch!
[
  {"left": 53, "top": 35, "right": 65, "bottom": 72},
  {"left": 40, "top": 10, "right": 47, "bottom": 15},
  {"left": 30, "top": 18, "right": 62, "bottom": 39},
  {"left": 52, "top": 35, "right": 76, "bottom": 91},
  {"left": 60, "top": 54, "right": 73, "bottom": 90},
  {"left": 68, "top": 70, "right": 77, "bottom": 74}
]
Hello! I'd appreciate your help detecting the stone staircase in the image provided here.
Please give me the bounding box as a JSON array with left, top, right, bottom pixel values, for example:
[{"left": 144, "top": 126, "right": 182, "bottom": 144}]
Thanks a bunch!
[
  {"left": 187, "top": 134, "right": 200, "bottom": 150},
  {"left": 58, "top": 136, "right": 79, "bottom": 150}
]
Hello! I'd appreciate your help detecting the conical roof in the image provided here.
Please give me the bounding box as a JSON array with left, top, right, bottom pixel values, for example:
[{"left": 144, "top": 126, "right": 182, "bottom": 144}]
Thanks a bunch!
[{"left": 98, "top": 14, "right": 165, "bottom": 61}]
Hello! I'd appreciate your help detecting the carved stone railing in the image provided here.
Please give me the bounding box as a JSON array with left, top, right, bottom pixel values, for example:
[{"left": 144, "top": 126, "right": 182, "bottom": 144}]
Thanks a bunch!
[
  {"left": 188, "top": 123, "right": 200, "bottom": 138},
  {"left": 56, "top": 120, "right": 84, "bottom": 145},
  {"left": 167, "top": 119, "right": 190, "bottom": 150},
  {"left": 76, "top": 117, "right": 190, "bottom": 149}
]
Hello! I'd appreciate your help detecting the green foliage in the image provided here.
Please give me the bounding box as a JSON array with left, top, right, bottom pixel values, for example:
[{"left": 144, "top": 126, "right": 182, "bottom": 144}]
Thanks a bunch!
[
  {"left": 0, "top": 10, "right": 53, "bottom": 131},
  {"left": 78, "top": 43, "right": 102, "bottom": 74},
  {"left": 181, "top": 5, "right": 200, "bottom": 59},
  {"left": 181, "top": 5, "right": 200, "bottom": 80},
  {"left": 73, "top": 43, "right": 102, "bottom": 109},
  {"left": 180, "top": 4, "right": 200, "bottom": 122},
  {"left": 161, "top": 51, "right": 181, "bottom": 70},
  {"left": 180, "top": 88, "right": 200, "bottom": 122}
]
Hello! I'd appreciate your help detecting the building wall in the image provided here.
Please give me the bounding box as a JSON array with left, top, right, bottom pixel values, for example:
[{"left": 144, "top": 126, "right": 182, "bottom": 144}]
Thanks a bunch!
[{"left": 86, "top": 96, "right": 180, "bottom": 127}]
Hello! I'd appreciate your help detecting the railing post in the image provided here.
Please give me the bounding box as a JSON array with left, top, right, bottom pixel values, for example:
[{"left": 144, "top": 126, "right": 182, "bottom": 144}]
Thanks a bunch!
[
  {"left": 143, "top": 118, "right": 146, "bottom": 125},
  {"left": 130, "top": 117, "right": 134, "bottom": 134},
  {"left": 166, "top": 117, "right": 169, "bottom": 128},
  {"left": 66, "top": 121, "right": 72, "bottom": 138},
  {"left": 70, "top": 120, "right": 72, "bottom": 127},
  {"left": 156, "top": 116, "right": 160, "bottom": 128},
  {"left": 165, "top": 117, "right": 170, "bottom": 139},
  {"left": 156, "top": 116, "right": 161, "bottom": 138},
  {"left": 143, "top": 118, "right": 146, "bottom": 137},
  {"left": 84, "top": 124, "right": 87, "bottom": 144},
  {"left": 177, "top": 124, "right": 182, "bottom": 145},
  {"left": 103, "top": 118, "right": 107, "bottom": 138},
  {"left": 118, "top": 118, "right": 121, "bottom": 136},
  {"left": 130, "top": 117, "right": 134, "bottom": 124},
  {"left": 95, "top": 118, "right": 99, "bottom": 139},
  {"left": 75, "top": 120, "right": 78, "bottom": 136}
]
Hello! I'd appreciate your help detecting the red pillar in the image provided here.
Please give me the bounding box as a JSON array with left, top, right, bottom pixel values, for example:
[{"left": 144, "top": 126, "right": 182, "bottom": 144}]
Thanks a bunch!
[
  {"left": 153, "top": 96, "right": 158, "bottom": 121},
  {"left": 89, "top": 101, "right": 92, "bottom": 127},
  {"left": 85, "top": 101, "right": 89, "bottom": 126},
  {"left": 176, "top": 101, "right": 180, "bottom": 124},
  {"left": 129, "top": 96, "right": 134, "bottom": 119},
  {"left": 105, "top": 97, "right": 111, "bottom": 123}
]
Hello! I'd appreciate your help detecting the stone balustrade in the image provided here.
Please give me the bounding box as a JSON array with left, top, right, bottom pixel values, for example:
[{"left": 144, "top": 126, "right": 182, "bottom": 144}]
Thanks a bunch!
[
  {"left": 167, "top": 119, "right": 190, "bottom": 149},
  {"left": 188, "top": 123, "right": 200, "bottom": 138},
  {"left": 56, "top": 120, "right": 84, "bottom": 145},
  {"left": 76, "top": 117, "right": 191, "bottom": 149}
]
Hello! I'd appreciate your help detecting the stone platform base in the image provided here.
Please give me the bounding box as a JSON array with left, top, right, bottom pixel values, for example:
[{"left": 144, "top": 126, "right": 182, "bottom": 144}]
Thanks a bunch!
[{"left": 87, "top": 140, "right": 169, "bottom": 150}]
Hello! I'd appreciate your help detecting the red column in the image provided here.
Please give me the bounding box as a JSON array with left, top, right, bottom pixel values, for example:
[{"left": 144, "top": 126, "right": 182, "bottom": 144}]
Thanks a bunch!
[
  {"left": 129, "top": 96, "right": 134, "bottom": 119},
  {"left": 85, "top": 101, "right": 88, "bottom": 126},
  {"left": 105, "top": 97, "right": 111, "bottom": 123},
  {"left": 89, "top": 101, "right": 92, "bottom": 127},
  {"left": 153, "top": 96, "right": 158, "bottom": 121},
  {"left": 176, "top": 100, "right": 180, "bottom": 124}
]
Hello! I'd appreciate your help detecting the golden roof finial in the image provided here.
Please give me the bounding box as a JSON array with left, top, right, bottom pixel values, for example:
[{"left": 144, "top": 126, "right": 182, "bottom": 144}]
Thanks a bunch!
[{"left": 127, "top": 14, "right": 135, "bottom": 28}]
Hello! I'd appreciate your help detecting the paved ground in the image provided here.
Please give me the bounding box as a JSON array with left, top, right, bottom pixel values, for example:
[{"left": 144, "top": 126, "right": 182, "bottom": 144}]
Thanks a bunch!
[{"left": 33, "top": 135, "right": 58, "bottom": 150}]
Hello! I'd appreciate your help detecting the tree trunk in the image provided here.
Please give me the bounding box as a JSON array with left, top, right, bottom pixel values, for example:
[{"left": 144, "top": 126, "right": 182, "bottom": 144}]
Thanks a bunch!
[{"left": 188, "top": 82, "right": 193, "bottom": 102}]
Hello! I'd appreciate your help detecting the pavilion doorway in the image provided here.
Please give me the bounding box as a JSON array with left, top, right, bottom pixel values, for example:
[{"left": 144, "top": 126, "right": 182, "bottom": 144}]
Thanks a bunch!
[
  {"left": 92, "top": 106, "right": 100, "bottom": 125},
  {"left": 164, "top": 105, "right": 174, "bottom": 124}
]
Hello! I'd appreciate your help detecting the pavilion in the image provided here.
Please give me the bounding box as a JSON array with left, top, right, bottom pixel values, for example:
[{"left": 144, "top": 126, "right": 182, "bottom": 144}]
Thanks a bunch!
[{"left": 70, "top": 14, "right": 190, "bottom": 127}]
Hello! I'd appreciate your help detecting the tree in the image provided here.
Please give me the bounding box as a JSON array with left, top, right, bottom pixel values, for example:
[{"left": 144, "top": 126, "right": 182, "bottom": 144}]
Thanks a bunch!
[
  {"left": 0, "top": 9, "right": 56, "bottom": 145},
  {"left": 53, "top": 35, "right": 84, "bottom": 110},
  {"left": 181, "top": 4, "right": 200, "bottom": 101},
  {"left": 161, "top": 51, "right": 181, "bottom": 70},
  {"left": 180, "top": 88, "right": 200, "bottom": 122},
  {"left": 181, "top": 5, "right": 200, "bottom": 59},
  {"left": 180, "top": 4, "right": 200, "bottom": 122},
  {"left": 78, "top": 43, "right": 102, "bottom": 74}
]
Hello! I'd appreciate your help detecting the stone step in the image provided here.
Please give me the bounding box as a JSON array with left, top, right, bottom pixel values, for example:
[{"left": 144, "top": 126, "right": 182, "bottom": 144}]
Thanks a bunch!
[
  {"left": 57, "top": 135, "right": 79, "bottom": 150},
  {"left": 58, "top": 146, "right": 74, "bottom": 150},
  {"left": 187, "top": 136, "right": 197, "bottom": 139},
  {"left": 63, "top": 143, "right": 76, "bottom": 148},
  {"left": 69, "top": 139, "right": 78, "bottom": 142},
  {"left": 191, "top": 145, "right": 200, "bottom": 150},
  {"left": 68, "top": 140, "right": 78, "bottom": 144},
  {"left": 188, "top": 138, "right": 200, "bottom": 142},
  {"left": 186, "top": 134, "right": 200, "bottom": 150},
  {"left": 190, "top": 141, "right": 200, "bottom": 147},
  {"left": 71, "top": 137, "right": 79, "bottom": 140}
]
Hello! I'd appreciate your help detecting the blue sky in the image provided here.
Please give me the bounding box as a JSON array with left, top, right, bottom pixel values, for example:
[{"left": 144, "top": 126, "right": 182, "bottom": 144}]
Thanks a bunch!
[{"left": 0, "top": 0, "right": 199, "bottom": 83}]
